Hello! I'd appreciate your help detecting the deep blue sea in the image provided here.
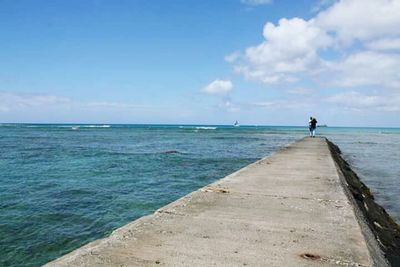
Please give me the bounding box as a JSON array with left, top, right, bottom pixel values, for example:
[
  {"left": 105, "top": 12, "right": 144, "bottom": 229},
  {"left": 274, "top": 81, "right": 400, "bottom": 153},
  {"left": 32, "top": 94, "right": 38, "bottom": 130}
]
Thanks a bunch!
[{"left": 0, "top": 124, "right": 399, "bottom": 267}]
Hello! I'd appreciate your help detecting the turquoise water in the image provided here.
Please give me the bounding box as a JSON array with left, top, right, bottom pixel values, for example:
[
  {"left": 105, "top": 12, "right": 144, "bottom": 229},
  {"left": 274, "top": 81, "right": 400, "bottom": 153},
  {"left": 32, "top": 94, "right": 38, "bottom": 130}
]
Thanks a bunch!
[{"left": 0, "top": 124, "right": 399, "bottom": 266}]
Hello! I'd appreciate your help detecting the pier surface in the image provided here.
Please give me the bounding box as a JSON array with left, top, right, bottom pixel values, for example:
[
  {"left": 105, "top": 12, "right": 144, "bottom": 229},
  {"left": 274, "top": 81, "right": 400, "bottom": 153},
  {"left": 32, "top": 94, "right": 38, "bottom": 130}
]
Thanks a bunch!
[{"left": 46, "top": 138, "right": 372, "bottom": 266}]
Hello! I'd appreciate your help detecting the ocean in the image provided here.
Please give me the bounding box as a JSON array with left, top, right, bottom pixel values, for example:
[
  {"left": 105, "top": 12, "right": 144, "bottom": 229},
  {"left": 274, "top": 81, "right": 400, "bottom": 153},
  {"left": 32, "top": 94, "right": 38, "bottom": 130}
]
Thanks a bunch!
[{"left": 0, "top": 124, "right": 399, "bottom": 267}]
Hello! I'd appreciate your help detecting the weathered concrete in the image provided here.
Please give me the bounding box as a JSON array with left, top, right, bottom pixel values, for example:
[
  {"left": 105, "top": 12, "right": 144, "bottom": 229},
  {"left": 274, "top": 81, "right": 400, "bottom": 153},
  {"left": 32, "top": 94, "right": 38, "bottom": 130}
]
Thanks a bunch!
[{"left": 46, "top": 137, "right": 373, "bottom": 267}]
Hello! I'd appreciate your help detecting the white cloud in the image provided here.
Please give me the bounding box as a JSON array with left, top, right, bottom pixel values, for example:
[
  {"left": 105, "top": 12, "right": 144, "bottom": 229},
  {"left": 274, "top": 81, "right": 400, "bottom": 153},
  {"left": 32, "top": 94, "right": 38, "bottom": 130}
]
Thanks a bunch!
[
  {"left": 224, "top": 51, "right": 241, "bottom": 63},
  {"left": 366, "top": 38, "right": 400, "bottom": 51},
  {"left": 330, "top": 51, "right": 400, "bottom": 88},
  {"left": 219, "top": 100, "right": 240, "bottom": 112},
  {"left": 87, "top": 102, "right": 150, "bottom": 109},
  {"left": 325, "top": 91, "right": 400, "bottom": 112},
  {"left": 202, "top": 79, "right": 233, "bottom": 95},
  {"left": 234, "top": 17, "right": 332, "bottom": 84},
  {"left": 0, "top": 92, "right": 70, "bottom": 112},
  {"left": 241, "top": 0, "right": 272, "bottom": 6},
  {"left": 287, "top": 88, "right": 315, "bottom": 95},
  {"left": 0, "top": 92, "right": 156, "bottom": 115},
  {"left": 315, "top": 0, "right": 400, "bottom": 45},
  {"left": 228, "top": 0, "right": 400, "bottom": 92},
  {"left": 253, "top": 99, "right": 312, "bottom": 110}
]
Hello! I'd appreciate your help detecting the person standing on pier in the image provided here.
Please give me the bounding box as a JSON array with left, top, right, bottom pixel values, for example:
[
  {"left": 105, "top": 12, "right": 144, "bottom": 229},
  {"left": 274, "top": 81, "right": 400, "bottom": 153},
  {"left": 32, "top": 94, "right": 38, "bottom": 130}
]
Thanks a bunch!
[{"left": 309, "top": 117, "right": 317, "bottom": 137}]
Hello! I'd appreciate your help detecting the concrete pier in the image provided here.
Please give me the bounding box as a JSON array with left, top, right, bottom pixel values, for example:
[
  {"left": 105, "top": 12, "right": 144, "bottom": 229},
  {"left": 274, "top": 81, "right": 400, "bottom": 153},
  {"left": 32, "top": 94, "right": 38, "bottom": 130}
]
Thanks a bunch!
[{"left": 46, "top": 138, "right": 376, "bottom": 266}]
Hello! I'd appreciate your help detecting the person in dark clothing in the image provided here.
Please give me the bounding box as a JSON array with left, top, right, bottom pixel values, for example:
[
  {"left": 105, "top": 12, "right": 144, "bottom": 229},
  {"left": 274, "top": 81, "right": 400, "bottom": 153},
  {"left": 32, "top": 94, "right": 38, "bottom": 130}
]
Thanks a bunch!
[{"left": 309, "top": 117, "right": 317, "bottom": 137}]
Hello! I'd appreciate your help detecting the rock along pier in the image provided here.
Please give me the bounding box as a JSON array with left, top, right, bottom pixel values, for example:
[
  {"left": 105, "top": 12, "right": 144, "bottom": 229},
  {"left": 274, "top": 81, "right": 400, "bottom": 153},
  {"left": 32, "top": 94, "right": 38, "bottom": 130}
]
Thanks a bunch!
[{"left": 46, "top": 137, "right": 399, "bottom": 266}]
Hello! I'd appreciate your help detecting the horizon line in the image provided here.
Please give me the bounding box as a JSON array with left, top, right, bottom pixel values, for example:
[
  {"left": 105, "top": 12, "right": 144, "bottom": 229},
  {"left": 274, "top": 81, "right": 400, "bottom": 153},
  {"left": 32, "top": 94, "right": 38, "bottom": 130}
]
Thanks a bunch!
[{"left": 1, "top": 122, "right": 399, "bottom": 129}]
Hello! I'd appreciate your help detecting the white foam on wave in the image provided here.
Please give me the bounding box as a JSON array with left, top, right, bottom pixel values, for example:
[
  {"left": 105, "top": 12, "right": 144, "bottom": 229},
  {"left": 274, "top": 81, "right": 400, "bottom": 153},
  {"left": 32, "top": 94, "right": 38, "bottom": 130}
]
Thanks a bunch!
[
  {"left": 82, "top": 125, "right": 111, "bottom": 128},
  {"left": 195, "top": 126, "right": 217, "bottom": 130},
  {"left": 22, "top": 124, "right": 112, "bottom": 129},
  {"left": 178, "top": 126, "right": 217, "bottom": 130}
]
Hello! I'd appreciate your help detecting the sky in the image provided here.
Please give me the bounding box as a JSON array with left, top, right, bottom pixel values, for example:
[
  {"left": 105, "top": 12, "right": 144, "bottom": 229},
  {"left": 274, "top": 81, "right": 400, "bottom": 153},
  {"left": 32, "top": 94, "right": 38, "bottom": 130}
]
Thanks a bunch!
[{"left": 0, "top": 0, "right": 399, "bottom": 127}]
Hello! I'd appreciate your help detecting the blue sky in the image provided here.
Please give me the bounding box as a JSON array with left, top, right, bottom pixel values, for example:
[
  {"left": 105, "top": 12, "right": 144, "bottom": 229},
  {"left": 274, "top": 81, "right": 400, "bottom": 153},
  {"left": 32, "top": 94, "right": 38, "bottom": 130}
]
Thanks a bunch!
[{"left": 1, "top": 0, "right": 399, "bottom": 126}]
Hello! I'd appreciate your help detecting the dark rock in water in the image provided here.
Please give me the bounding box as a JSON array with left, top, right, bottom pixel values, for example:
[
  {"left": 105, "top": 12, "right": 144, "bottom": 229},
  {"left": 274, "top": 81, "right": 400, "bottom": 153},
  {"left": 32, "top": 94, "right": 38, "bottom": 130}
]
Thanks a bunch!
[
  {"left": 327, "top": 139, "right": 400, "bottom": 267},
  {"left": 163, "top": 150, "right": 180, "bottom": 154}
]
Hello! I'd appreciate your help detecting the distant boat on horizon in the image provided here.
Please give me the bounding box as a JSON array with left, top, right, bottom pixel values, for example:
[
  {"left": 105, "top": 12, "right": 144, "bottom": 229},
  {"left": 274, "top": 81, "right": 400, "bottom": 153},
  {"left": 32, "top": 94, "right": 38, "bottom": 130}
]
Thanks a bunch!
[
  {"left": 318, "top": 124, "right": 328, "bottom": 127},
  {"left": 234, "top": 121, "right": 239, "bottom": 127}
]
